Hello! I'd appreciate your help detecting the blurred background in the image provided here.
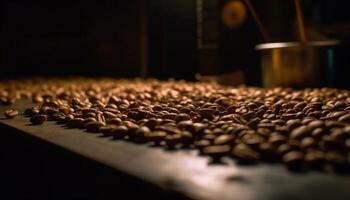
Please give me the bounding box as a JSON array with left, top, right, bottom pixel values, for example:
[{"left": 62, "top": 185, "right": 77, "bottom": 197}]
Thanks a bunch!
[{"left": 1, "top": 0, "right": 349, "bottom": 85}]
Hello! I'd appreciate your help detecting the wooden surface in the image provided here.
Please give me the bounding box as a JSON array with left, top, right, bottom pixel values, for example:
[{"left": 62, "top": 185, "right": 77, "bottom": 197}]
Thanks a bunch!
[{"left": 1, "top": 101, "right": 350, "bottom": 200}]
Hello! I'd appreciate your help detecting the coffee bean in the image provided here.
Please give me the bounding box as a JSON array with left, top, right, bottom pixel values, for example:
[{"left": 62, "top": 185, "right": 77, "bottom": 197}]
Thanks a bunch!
[
  {"left": 268, "top": 134, "right": 287, "bottom": 147},
  {"left": 99, "top": 124, "right": 117, "bottom": 134},
  {"left": 202, "top": 145, "right": 231, "bottom": 160},
  {"left": 165, "top": 134, "right": 182, "bottom": 148},
  {"left": 300, "top": 137, "right": 317, "bottom": 149},
  {"left": 214, "top": 135, "right": 234, "bottom": 145},
  {"left": 30, "top": 114, "right": 47, "bottom": 125},
  {"left": 67, "top": 118, "right": 84, "bottom": 128},
  {"left": 338, "top": 114, "right": 350, "bottom": 123},
  {"left": 232, "top": 144, "right": 259, "bottom": 162},
  {"left": 147, "top": 131, "right": 167, "bottom": 145},
  {"left": 111, "top": 126, "right": 128, "bottom": 139},
  {"left": 4, "top": 108, "right": 18, "bottom": 119},
  {"left": 85, "top": 121, "right": 105, "bottom": 133},
  {"left": 282, "top": 151, "right": 304, "bottom": 169},
  {"left": 5, "top": 78, "right": 350, "bottom": 173},
  {"left": 290, "top": 126, "right": 311, "bottom": 140},
  {"left": 305, "top": 150, "right": 324, "bottom": 168}
]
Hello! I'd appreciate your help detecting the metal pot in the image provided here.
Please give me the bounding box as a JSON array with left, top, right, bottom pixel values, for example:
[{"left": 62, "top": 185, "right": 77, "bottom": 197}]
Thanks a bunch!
[{"left": 255, "top": 40, "right": 349, "bottom": 89}]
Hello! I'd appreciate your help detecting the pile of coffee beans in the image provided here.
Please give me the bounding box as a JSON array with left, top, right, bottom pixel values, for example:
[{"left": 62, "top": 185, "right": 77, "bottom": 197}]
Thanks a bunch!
[{"left": 1, "top": 78, "right": 350, "bottom": 172}]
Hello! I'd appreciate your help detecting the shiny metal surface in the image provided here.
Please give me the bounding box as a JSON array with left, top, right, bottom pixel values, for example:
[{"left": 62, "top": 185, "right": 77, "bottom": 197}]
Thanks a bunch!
[{"left": 255, "top": 40, "right": 347, "bottom": 88}]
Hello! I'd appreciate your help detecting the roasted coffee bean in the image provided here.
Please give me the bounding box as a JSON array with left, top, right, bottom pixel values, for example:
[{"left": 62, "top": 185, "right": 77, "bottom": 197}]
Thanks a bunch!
[
  {"left": 214, "top": 134, "right": 234, "bottom": 145},
  {"left": 259, "top": 143, "right": 277, "bottom": 162},
  {"left": 85, "top": 121, "right": 105, "bottom": 133},
  {"left": 99, "top": 124, "right": 117, "bottom": 134},
  {"left": 290, "top": 126, "right": 311, "bottom": 140},
  {"left": 175, "top": 113, "right": 191, "bottom": 123},
  {"left": 30, "top": 114, "right": 47, "bottom": 125},
  {"left": 282, "top": 151, "right": 304, "bottom": 169},
  {"left": 111, "top": 126, "right": 128, "bottom": 139},
  {"left": 130, "top": 126, "right": 150, "bottom": 143},
  {"left": 305, "top": 150, "right": 324, "bottom": 168},
  {"left": 307, "top": 120, "right": 324, "bottom": 129},
  {"left": 5, "top": 78, "right": 350, "bottom": 173},
  {"left": 67, "top": 118, "right": 84, "bottom": 128},
  {"left": 165, "top": 134, "right": 182, "bottom": 148},
  {"left": 195, "top": 139, "right": 211, "bottom": 150},
  {"left": 202, "top": 145, "right": 231, "bottom": 160},
  {"left": 147, "top": 131, "right": 167, "bottom": 145},
  {"left": 325, "top": 151, "right": 348, "bottom": 171},
  {"left": 232, "top": 144, "right": 259, "bottom": 162},
  {"left": 4, "top": 108, "right": 18, "bottom": 119},
  {"left": 338, "top": 114, "right": 350, "bottom": 123},
  {"left": 106, "top": 117, "right": 122, "bottom": 125},
  {"left": 268, "top": 134, "right": 287, "bottom": 147},
  {"left": 300, "top": 137, "right": 317, "bottom": 149}
]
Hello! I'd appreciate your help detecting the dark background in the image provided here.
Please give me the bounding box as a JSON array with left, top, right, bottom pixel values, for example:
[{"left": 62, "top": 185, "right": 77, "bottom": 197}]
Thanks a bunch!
[{"left": 1, "top": 0, "right": 349, "bottom": 83}]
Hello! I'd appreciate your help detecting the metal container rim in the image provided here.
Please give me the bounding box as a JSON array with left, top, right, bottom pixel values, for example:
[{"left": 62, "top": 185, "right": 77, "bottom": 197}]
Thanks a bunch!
[{"left": 255, "top": 40, "right": 340, "bottom": 50}]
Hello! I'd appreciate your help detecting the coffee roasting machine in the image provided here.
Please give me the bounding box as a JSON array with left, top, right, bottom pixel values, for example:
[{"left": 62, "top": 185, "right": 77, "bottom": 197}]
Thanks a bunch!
[{"left": 1, "top": 1, "right": 350, "bottom": 200}]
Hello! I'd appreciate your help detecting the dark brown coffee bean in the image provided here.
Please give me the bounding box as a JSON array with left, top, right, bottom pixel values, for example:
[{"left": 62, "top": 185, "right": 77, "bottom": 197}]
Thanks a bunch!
[
  {"left": 147, "top": 131, "right": 167, "bottom": 145},
  {"left": 305, "top": 150, "right": 324, "bottom": 168},
  {"left": 4, "top": 108, "right": 18, "bottom": 119},
  {"left": 277, "top": 144, "right": 293, "bottom": 155},
  {"left": 259, "top": 143, "right": 277, "bottom": 162},
  {"left": 232, "top": 144, "right": 259, "bottom": 161},
  {"left": 300, "top": 137, "right": 317, "bottom": 149},
  {"left": 268, "top": 134, "right": 287, "bottom": 147},
  {"left": 338, "top": 114, "right": 350, "bottom": 123},
  {"left": 30, "top": 114, "right": 47, "bottom": 125},
  {"left": 67, "top": 118, "right": 84, "bottom": 128},
  {"left": 165, "top": 134, "right": 182, "bottom": 148},
  {"left": 175, "top": 113, "right": 191, "bottom": 123},
  {"left": 325, "top": 121, "right": 345, "bottom": 129},
  {"left": 107, "top": 117, "right": 122, "bottom": 126},
  {"left": 282, "top": 151, "right": 304, "bottom": 169},
  {"left": 330, "top": 128, "right": 349, "bottom": 140},
  {"left": 247, "top": 117, "right": 261, "bottom": 128},
  {"left": 195, "top": 139, "right": 211, "bottom": 150},
  {"left": 290, "top": 126, "right": 311, "bottom": 140},
  {"left": 214, "top": 134, "right": 234, "bottom": 145},
  {"left": 202, "top": 145, "right": 231, "bottom": 160},
  {"left": 325, "top": 151, "right": 348, "bottom": 171},
  {"left": 111, "top": 126, "right": 128, "bottom": 139},
  {"left": 320, "top": 135, "right": 342, "bottom": 150},
  {"left": 286, "top": 119, "right": 301, "bottom": 130},
  {"left": 307, "top": 120, "right": 324, "bottom": 129},
  {"left": 130, "top": 126, "right": 150, "bottom": 143},
  {"left": 99, "top": 124, "right": 117, "bottom": 134},
  {"left": 85, "top": 121, "right": 105, "bottom": 133}
]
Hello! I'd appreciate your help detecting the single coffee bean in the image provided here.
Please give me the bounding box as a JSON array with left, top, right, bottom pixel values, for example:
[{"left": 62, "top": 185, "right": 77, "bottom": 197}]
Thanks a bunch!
[
  {"left": 99, "top": 124, "right": 117, "bottom": 134},
  {"left": 338, "top": 114, "right": 350, "bottom": 123},
  {"left": 268, "top": 134, "right": 287, "bottom": 147},
  {"left": 300, "top": 137, "right": 317, "bottom": 149},
  {"left": 147, "top": 131, "right": 167, "bottom": 145},
  {"left": 232, "top": 144, "right": 259, "bottom": 162},
  {"left": 4, "top": 108, "right": 18, "bottom": 119},
  {"left": 290, "top": 126, "right": 311, "bottom": 140},
  {"left": 30, "top": 114, "right": 47, "bottom": 125},
  {"left": 85, "top": 121, "right": 105, "bottom": 133},
  {"left": 67, "top": 118, "right": 84, "bottom": 128},
  {"left": 282, "top": 151, "right": 304, "bottom": 169},
  {"left": 305, "top": 150, "right": 324, "bottom": 168},
  {"left": 111, "top": 126, "right": 128, "bottom": 139},
  {"left": 202, "top": 145, "right": 231, "bottom": 161},
  {"left": 259, "top": 143, "right": 278, "bottom": 162},
  {"left": 214, "top": 134, "right": 234, "bottom": 145},
  {"left": 165, "top": 134, "right": 182, "bottom": 148}
]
